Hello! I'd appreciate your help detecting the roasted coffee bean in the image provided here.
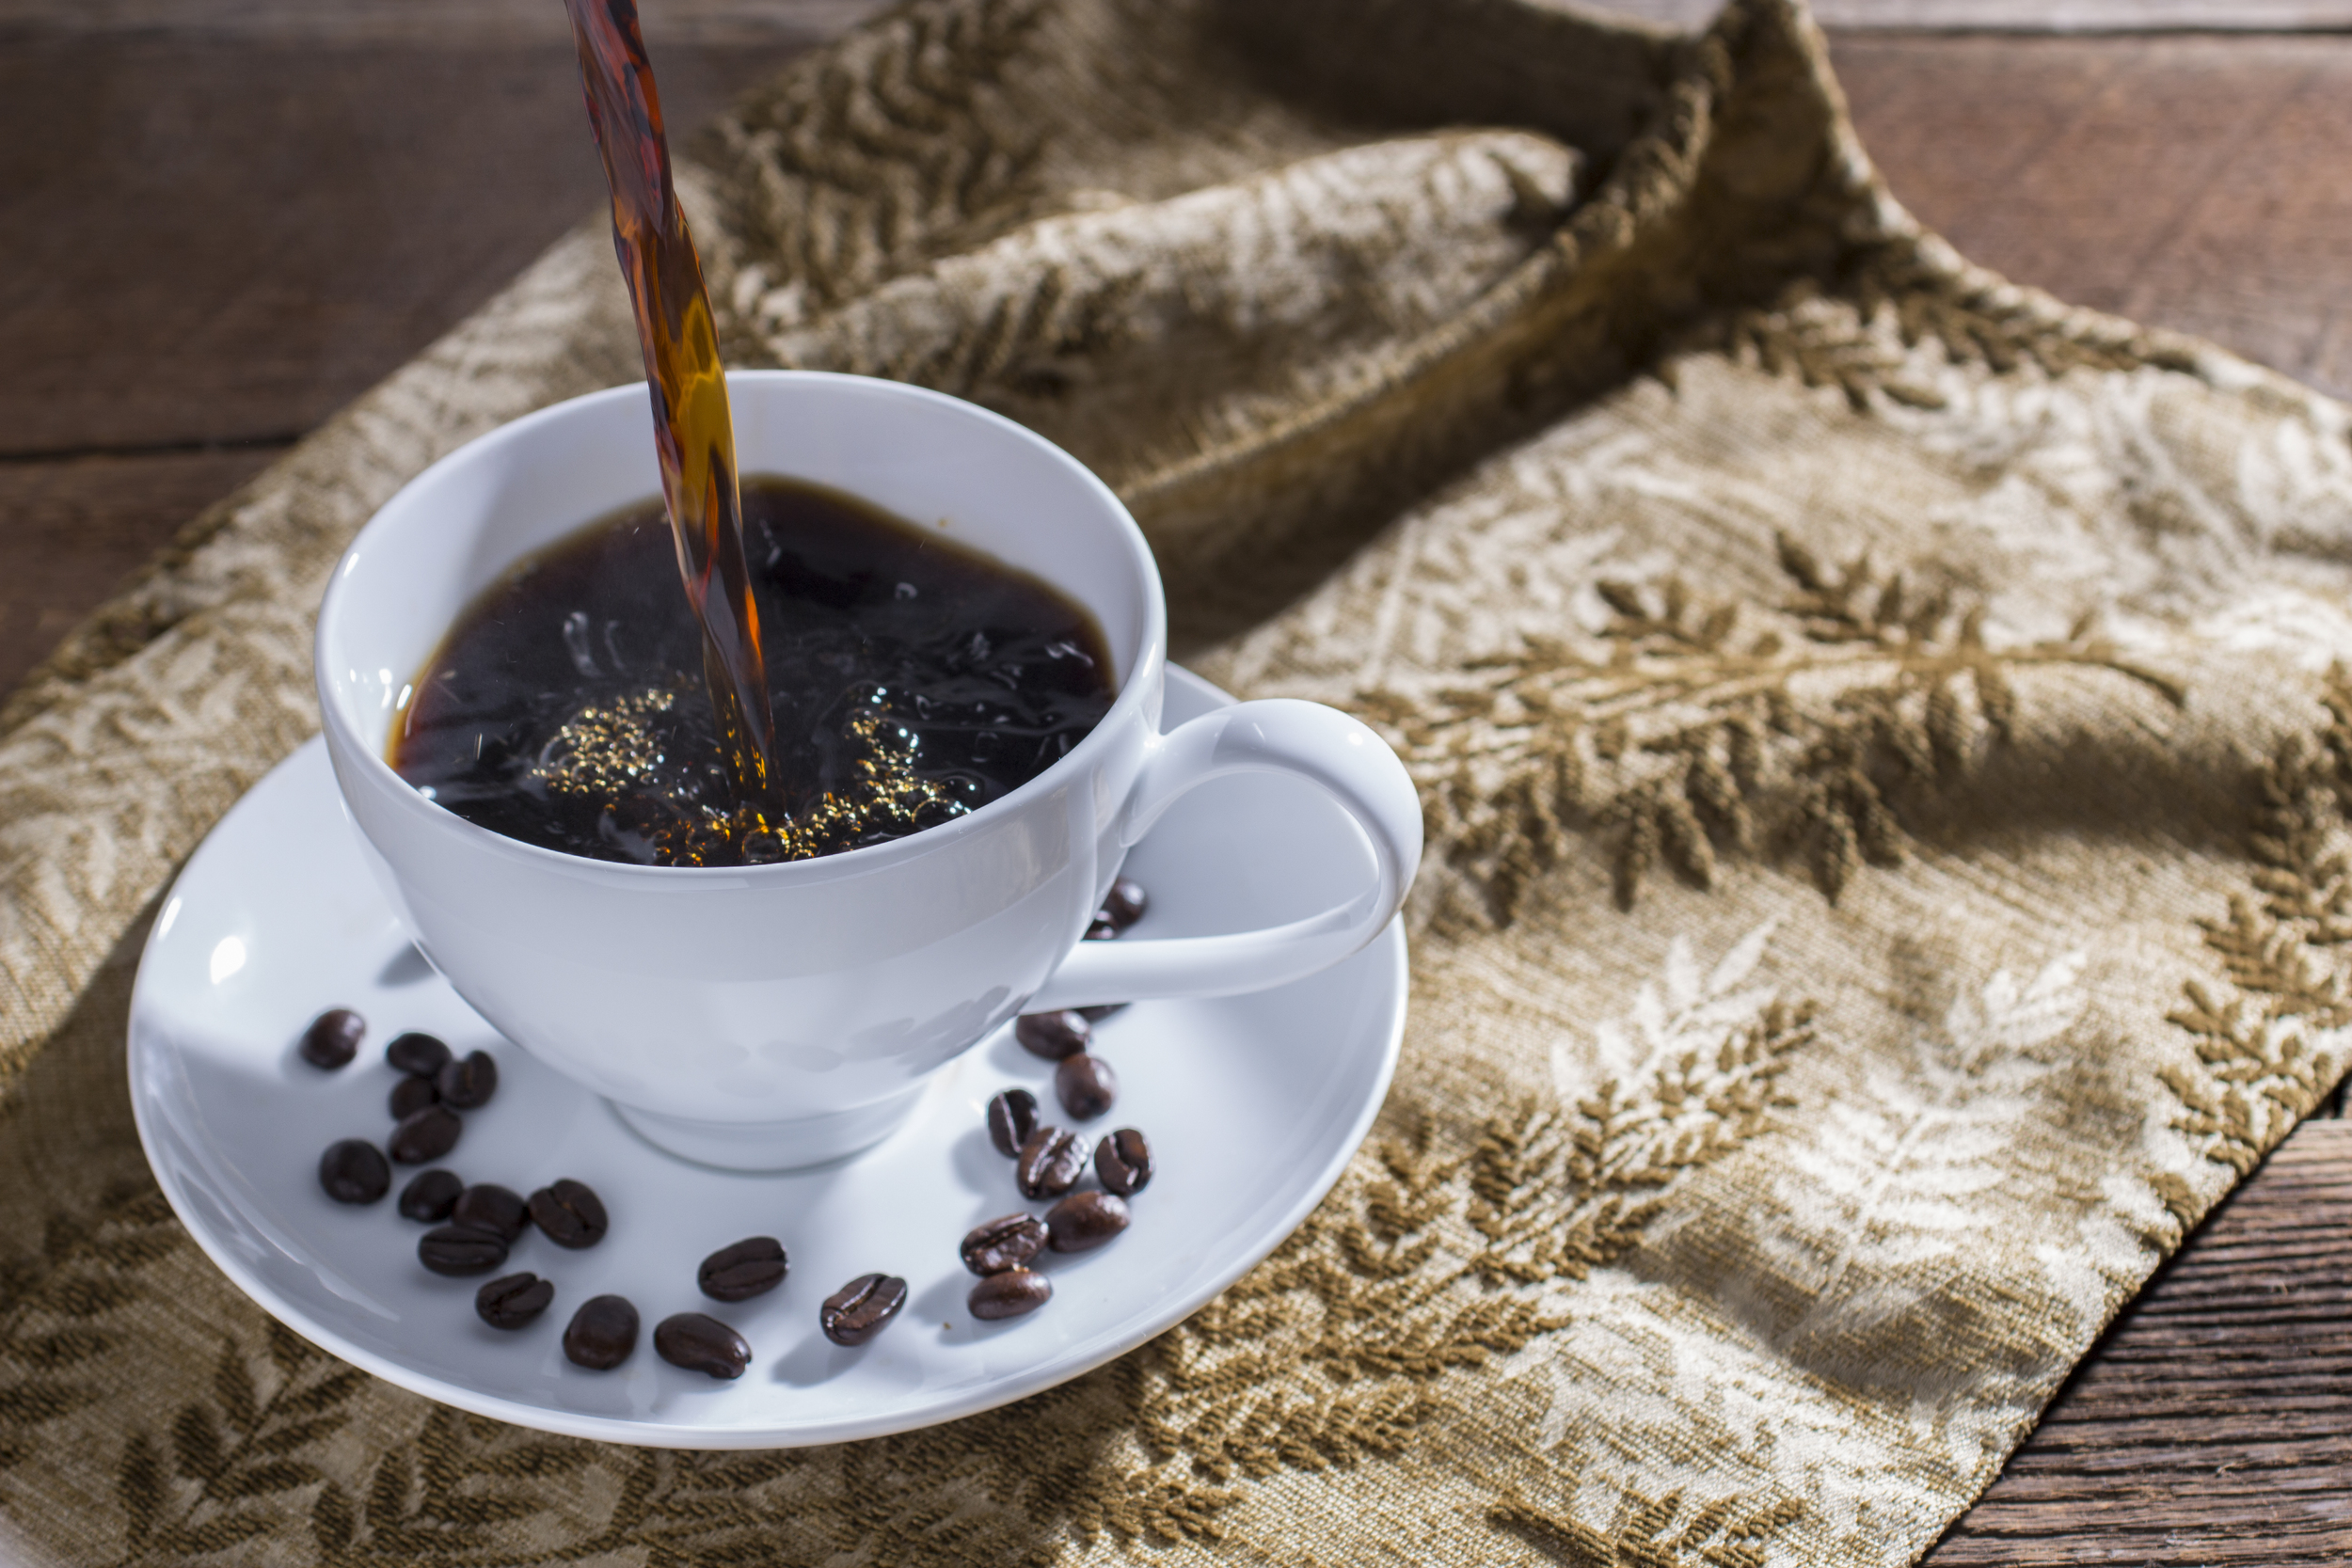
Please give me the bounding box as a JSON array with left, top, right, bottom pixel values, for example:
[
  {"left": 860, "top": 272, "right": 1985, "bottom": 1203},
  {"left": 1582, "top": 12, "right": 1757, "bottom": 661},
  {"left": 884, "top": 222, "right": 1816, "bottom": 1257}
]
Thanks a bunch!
[
  {"left": 475, "top": 1272, "right": 553, "bottom": 1329},
  {"left": 1055, "top": 1053, "right": 1117, "bottom": 1120},
  {"left": 1015, "top": 1127, "right": 1087, "bottom": 1200},
  {"left": 986, "top": 1088, "right": 1040, "bottom": 1157},
  {"left": 389, "top": 1074, "right": 438, "bottom": 1119},
  {"left": 655, "top": 1312, "right": 753, "bottom": 1379},
  {"left": 419, "top": 1224, "right": 509, "bottom": 1275},
  {"left": 820, "top": 1274, "right": 907, "bottom": 1346},
  {"left": 437, "top": 1050, "right": 499, "bottom": 1110},
  {"left": 563, "top": 1294, "right": 639, "bottom": 1370},
  {"left": 969, "top": 1268, "right": 1053, "bottom": 1321},
  {"left": 299, "top": 1008, "right": 365, "bottom": 1069},
  {"left": 318, "top": 1139, "right": 389, "bottom": 1204},
  {"left": 1013, "top": 1010, "right": 1089, "bottom": 1061},
  {"left": 698, "top": 1237, "right": 787, "bottom": 1302},
  {"left": 398, "top": 1167, "right": 464, "bottom": 1223},
  {"left": 1076, "top": 1003, "right": 1127, "bottom": 1022},
  {"left": 385, "top": 1031, "right": 451, "bottom": 1077},
  {"left": 960, "top": 1213, "right": 1048, "bottom": 1275},
  {"left": 1083, "top": 915, "right": 1118, "bottom": 941},
  {"left": 1102, "top": 877, "right": 1147, "bottom": 930},
  {"left": 389, "top": 1104, "right": 462, "bottom": 1164},
  {"left": 1046, "top": 1191, "right": 1130, "bottom": 1253},
  {"left": 528, "top": 1180, "right": 609, "bottom": 1248},
  {"left": 1095, "top": 1128, "right": 1152, "bottom": 1196},
  {"left": 453, "top": 1183, "right": 529, "bottom": 1242}
]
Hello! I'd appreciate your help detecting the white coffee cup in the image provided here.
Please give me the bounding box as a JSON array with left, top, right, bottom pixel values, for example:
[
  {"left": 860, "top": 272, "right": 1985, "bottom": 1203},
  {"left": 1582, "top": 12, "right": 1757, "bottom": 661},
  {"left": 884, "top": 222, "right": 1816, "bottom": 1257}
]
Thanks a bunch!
[{"left": 315, "top": 372, "right": 1421, "bottom": 1170}]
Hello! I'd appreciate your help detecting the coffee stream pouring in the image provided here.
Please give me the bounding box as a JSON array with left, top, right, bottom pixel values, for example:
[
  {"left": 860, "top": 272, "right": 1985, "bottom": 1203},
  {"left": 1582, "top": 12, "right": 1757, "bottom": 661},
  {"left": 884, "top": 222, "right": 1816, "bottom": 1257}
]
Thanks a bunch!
[{"left": 561, "top": 0, "right": 776, "bottom": 816}]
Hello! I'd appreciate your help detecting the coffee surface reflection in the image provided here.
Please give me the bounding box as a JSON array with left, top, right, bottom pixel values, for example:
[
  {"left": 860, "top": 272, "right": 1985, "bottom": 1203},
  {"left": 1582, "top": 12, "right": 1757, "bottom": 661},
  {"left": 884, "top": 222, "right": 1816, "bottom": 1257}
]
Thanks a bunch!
[{"left": 389, "top": 476, "right": 1117, "bottom": 867}]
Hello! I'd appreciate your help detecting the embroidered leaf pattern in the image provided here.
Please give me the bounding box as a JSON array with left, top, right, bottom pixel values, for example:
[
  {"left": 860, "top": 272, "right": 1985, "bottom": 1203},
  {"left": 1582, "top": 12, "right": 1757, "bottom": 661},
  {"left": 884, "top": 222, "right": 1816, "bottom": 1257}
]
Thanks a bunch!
[
  {"left": 1491, "top": 1483, "right": 1807, "bottom": 1568},
  {"left": 0, "top": 1183, "right": 177, "bottom": 1476},
  {"left": 1766, "top": 953, "right": 2085, "bottom": 1348},
  {"left": 115, "top": 1323, "right": 367, "bottom": 1564},
  {"left": 301, "top": 1406, "right": 634, "bottom": 1562},
  {"left": 700, "top": 0, "right": 1056, "bottom": 324},
  {"left": 1677, "top": 244, "right": 2199, "bottom": 416},
  {"left": 1358, "top": 540, "right": 2185, "bottom": 924},
  {"left": 1084, "top": 928, "right": 1818, "bottom": 1544},
  {"left": 2160, "top": 670, "right": 2352, "bottom": 1220},
  {"left": 1464, "top": 923, "right": 1810, "bottom": 1286}
]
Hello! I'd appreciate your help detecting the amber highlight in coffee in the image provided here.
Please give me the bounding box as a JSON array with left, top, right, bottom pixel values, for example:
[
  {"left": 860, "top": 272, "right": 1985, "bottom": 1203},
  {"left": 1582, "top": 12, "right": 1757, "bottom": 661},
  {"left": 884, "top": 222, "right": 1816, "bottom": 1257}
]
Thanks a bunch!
[
  {"left": 389, "top": 478, "right": 1117, "bottom": 867},
  {"left": 561, "top": 0, "right": 773, "bottom": 809}
]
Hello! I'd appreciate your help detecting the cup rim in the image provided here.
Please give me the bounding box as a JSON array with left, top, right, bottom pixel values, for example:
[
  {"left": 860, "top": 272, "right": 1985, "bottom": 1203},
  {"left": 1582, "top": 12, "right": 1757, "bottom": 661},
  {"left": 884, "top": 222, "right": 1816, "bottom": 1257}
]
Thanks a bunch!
[{"left": 314, "top": 370, "right": 1168, "bottom": 883}]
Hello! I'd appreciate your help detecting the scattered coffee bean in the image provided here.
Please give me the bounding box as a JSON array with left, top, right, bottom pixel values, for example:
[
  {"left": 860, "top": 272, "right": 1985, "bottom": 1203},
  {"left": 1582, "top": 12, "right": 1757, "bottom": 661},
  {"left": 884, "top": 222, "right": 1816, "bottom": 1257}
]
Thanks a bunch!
[
  {"left": 1013, "top": 1010, "right": 1090, "bottom": 1061},
  {"left": 1083, "top": 915, "right": 1118, "bottom": 941},
  {"left": 655, "top": 1312, "right": 753, "bottom": 1379},
  {"left": 698, "top": 1237, "right": 788, "bottom": 1302},
  {"left": 969, "top": 1268, "right": 1053, "bottom": 1321},
  {"left": 318, "top": 1139, "right": 389, "bottom": 1204},
  {"left": 528, "top": 1179, "right": 609, "bottom": 1249},
  {"left": 1016, "top": 1127, "right": 1087, "bottom": 1200},
  {"left": 398, "top": 1167, "right": 464, "bottom": 1223},
  {"left": 1046, "top": 1191, "right": 1130, "bottom": 1253},
  {"left": 563, "top": 1294, "right": 639, "bottom": 1370},
  {"left": 1095, "top": 1128, "right": 1152, "bottom": 1196},
  {"left": 960, "top": 1213, "right": 1048, "bottom": 1276},
  {"left": 1076, "top": 1003, "right": 1127, "bottom": 1022},
  {"left": 986, "top": 1088, "right": 1040, "bottom": 1157},
  {"left": 389, "top": 1074, "right": 438, "bottom": 1119},
  {"left": 453, "top": 1183, "right": 529, "bottom": 1243},
  {"left": 1102, "top": 877, "right": 1147, "bottom": 930},
  {"left": 475, "top": 1272, "right": 553, "bottom": 1329},
  {"left": 388, "top": 1104, "right": 462, "bottom": 1164},
  {"left": 436, "top": 1049, "right": 499, "bottom": 1110},
  {"left": 385, "top": 1031, "right": 451, "bottom": 1077},
  {"left": 1055, "top": 1053, "right": 1117, "bottom": 1120},
  {"left": 820, "top": 1273, "right": 908, "bottom": 1346},
  {"left": 299, "top": 1008, "right": 365, "bottom": 1069},
  {"left": 419, "top": 1224, "right": 509, "bottom": 1275}
]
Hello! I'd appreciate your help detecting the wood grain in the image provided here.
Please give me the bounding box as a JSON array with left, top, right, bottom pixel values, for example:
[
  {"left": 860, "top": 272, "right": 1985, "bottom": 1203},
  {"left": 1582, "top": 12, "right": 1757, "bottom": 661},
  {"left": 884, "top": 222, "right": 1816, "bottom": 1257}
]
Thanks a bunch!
[
  {"left": 1928, "top": 1117, "right": 2352, "bottom": 1562},
  {"left": 1599, "top": 0, "right": 2352, "bottom": 27},
  {"left": 0, "top": 0, "right": 883, "bottom": 44},
  {"left": 1822, "top": 0, "right": 2352, "bottom": 26},
  {"left": 0, "top": 449, "right": 284, "bottom": 693},
  {"left": 0, "top": 33, "right": 808, "bottom": 700},
  {"left": 0, "top": 35, "right": 806, "bottom": 457},
  {"left": 1839, "top": 33, "right": 2352, "bottom": 403}
]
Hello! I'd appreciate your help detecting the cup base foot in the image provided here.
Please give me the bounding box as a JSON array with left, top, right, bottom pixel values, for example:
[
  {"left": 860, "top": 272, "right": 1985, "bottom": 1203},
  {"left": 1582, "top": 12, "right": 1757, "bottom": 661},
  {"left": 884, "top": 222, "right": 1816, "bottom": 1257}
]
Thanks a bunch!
[{"left": 608, "top": 1085, "right": 927, "bottom": 1171}]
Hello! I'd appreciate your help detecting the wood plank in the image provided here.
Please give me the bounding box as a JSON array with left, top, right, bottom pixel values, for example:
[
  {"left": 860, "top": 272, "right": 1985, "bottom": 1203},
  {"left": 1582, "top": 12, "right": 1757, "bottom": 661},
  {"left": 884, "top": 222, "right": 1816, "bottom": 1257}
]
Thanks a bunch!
[
  {"left": 0, "top": 35, "right": 809, "bottom": 457},
  {"left": 9, "top": 25, "right": 2345, "bottom": 464},
  {"left": 1836, "top": 33, "right": 2352, "bottom": 403},
  {"left": 0, "top": 0, "right": 883, "bottom": 44},
  {"left": 1524, "top": 1, "right": 2352, "bottom": 33},
  {"left": 0, "top": 35, "right": 811, "bottom": 697},
  {"left": 1817, "top": 1, "right": 2352, "bottom": 28},
  {"left": 0, "top": 449, "right": 284, "bottom": 698},
  {"left": 1928, "top": 1117, "right": 2352, "bottom": 1561}
]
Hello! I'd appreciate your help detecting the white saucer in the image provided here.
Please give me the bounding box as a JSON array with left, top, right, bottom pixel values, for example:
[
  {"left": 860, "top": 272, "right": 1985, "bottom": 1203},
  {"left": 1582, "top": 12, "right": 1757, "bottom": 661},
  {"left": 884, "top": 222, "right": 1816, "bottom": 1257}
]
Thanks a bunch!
[{"left": 127, "top": 666, "right": 1406, "bottom": 1448}]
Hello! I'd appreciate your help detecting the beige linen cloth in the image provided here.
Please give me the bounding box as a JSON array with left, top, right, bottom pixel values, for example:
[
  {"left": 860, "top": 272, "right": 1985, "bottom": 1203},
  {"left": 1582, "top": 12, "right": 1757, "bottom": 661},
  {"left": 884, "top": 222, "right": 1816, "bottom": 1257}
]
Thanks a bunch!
[{"left": 4, "top": 0, "right": 2350, "bottom": 1560}]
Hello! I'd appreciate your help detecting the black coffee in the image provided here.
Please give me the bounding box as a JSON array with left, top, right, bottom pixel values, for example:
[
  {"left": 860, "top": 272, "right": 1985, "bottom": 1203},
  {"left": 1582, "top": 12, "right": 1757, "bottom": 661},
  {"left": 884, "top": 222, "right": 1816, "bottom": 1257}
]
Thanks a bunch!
[{"left": 389, "top": 476, "right": 1117, "bottom": 867}]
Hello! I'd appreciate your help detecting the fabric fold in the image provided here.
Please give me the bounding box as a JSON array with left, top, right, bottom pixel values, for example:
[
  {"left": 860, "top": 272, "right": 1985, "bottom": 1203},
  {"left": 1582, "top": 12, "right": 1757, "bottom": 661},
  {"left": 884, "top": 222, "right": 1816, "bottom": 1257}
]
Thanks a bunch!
[{"left": 2, "top": 0, "right": 2348, "bottom": 1561}]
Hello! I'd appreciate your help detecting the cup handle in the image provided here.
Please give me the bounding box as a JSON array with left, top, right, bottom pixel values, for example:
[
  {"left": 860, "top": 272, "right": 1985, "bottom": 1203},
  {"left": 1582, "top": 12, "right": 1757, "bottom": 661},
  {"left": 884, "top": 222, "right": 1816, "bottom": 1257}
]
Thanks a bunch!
[{"left": 1025, "top": 699, "right": 1423, "bottom": 1010}]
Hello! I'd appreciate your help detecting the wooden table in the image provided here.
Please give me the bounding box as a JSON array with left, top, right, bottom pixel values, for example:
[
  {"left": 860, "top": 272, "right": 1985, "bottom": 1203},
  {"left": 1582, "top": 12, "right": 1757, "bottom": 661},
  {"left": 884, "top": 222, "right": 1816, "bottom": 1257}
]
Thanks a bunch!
[{"left": 2, "top": 2, "right": 2347, "bottom": 1559}]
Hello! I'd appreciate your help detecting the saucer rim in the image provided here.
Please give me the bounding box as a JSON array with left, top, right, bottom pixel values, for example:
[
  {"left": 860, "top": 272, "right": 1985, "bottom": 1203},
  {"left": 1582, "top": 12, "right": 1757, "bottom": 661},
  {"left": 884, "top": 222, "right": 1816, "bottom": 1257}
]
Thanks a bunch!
[{"left": 127, "top": 665, "right": 1408, "bottom": 1448}]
